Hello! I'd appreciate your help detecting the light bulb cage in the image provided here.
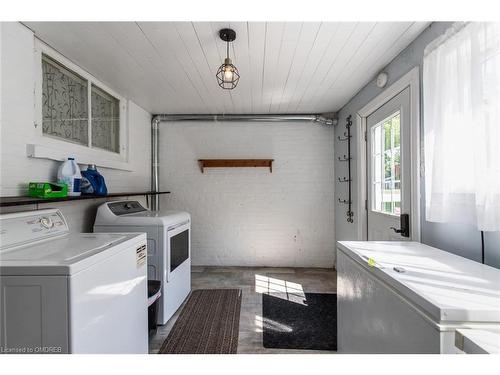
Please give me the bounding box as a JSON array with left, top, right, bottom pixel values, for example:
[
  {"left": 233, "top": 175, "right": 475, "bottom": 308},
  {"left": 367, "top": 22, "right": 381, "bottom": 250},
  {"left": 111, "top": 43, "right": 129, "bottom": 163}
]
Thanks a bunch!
[
  {"left": 216, "top": 58, "right": 240, "bottom": 90},
  {"left": 216, "top": 28, "right": 240, "bottom": 90}
]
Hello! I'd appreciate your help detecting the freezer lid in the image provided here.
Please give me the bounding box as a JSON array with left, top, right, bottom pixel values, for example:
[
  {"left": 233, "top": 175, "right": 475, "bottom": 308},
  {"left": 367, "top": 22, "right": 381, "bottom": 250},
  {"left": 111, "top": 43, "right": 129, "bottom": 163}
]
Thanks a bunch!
[
  {"left": 0, "top": 233, "right": 145, "bottom": 275},
  {"left": 337, "top": 241, "right": 500, "bottom": 323}
]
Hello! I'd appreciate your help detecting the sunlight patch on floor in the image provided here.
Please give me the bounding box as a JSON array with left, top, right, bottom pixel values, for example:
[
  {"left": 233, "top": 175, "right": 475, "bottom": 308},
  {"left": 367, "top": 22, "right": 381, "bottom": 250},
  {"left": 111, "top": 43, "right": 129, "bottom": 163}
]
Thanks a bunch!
[
  {"left": 254, "top": 314, "right": 293, "bottom": 333},
  {"left": 255, "top": 274, "right": 306, "bottom": 305}
]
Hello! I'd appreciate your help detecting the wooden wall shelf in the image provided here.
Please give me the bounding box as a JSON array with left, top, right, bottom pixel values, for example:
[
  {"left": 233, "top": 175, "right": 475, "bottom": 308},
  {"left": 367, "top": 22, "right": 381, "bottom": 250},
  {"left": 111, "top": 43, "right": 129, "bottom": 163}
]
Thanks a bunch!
[{"left": 198, "top": 159, "right": 274, "bottom": 173}]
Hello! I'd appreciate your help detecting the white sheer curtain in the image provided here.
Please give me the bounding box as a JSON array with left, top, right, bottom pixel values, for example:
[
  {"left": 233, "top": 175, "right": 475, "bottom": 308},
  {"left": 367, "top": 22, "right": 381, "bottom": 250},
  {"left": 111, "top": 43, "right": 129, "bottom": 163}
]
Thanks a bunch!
[{"left": 423, "top": 22, "right": 500, "bottom": 231}]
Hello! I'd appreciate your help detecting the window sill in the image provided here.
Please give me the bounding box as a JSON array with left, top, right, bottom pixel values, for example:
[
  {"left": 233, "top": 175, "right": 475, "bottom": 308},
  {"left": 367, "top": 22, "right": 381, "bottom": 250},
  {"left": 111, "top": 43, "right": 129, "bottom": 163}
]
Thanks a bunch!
[{"left": 26, "top": 143, "right": 133, "bottom": 171}]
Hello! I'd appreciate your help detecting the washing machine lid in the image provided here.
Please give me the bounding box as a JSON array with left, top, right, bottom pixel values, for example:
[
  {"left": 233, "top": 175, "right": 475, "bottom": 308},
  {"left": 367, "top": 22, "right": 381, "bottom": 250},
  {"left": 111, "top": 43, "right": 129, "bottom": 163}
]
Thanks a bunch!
[
  {"left": 0, "top": 232, "right": 146, "bottom": 276},
  {"left": 94, "top": 201, "right": 190, "bottom": 228},
  {"left": 337, "top": 241, "right": 500, "bottom": 324}
]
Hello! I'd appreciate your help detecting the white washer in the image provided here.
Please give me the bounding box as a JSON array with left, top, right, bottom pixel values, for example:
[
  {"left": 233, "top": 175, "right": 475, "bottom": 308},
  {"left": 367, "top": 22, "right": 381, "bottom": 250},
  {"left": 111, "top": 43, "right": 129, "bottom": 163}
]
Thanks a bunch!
[
  {"left": 0, "top": 209, "right": 148, "bottom": 354},
  {"left": 336, "top": 241, "right": 500, "bottom": 353},
  {"left": 94, "top": 201, "right": 191, "bottom": 325}
]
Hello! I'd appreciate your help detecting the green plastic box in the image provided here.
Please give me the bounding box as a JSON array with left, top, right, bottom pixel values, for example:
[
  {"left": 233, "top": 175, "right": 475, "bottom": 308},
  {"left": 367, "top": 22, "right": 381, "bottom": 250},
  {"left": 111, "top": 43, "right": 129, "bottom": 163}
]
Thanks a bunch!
[{"left": 28, "top": 182, "right": 68, "bottom": 199}]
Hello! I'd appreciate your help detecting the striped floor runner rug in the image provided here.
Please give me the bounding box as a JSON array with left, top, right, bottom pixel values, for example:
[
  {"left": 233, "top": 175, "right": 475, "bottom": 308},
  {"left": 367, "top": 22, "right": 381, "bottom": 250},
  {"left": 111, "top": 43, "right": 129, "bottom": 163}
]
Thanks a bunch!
[{"left": 158, "top": 289, "right": 242, "bottom": 354}]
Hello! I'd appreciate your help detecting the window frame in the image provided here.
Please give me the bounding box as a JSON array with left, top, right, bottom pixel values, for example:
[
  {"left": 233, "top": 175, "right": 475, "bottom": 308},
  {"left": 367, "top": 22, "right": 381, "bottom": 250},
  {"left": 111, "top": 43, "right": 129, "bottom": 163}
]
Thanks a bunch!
[{"left": 32, "top": 39, "right": 131, "bottom": 171}]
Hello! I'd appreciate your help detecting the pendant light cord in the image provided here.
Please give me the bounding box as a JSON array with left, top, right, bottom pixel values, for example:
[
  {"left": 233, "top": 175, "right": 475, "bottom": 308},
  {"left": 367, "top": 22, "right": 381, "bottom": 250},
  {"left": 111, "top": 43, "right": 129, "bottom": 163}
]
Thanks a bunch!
[{"left": 226, "top": 40, "right": 229, "bottom": 59}]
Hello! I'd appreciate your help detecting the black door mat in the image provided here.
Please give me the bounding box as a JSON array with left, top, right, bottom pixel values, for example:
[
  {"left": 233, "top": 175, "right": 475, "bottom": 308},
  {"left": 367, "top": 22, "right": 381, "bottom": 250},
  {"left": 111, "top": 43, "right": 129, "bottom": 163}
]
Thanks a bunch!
[{"left": 262, "top": 292, "right": 336, "bottom": 351}]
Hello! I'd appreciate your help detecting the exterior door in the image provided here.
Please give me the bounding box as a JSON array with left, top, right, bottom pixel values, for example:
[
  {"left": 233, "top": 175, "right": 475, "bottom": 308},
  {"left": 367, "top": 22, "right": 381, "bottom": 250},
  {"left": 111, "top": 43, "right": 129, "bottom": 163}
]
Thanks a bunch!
[{"left": 367, "top": 87, "right": 411, "bottom": 240}]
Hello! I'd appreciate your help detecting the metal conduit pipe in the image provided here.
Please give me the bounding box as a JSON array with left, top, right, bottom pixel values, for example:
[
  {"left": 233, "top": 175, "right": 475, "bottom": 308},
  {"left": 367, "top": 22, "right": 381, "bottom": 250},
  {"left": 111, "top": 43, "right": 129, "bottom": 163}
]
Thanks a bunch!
[
  {"left": 151, "top": 116, "right": 161, "bottom": 211},
  {"left": 150, "top": 113, "right": 337, "bottom": 210},
  {"left": 154, "top": 113, "right": 336, "bottom": 124}
]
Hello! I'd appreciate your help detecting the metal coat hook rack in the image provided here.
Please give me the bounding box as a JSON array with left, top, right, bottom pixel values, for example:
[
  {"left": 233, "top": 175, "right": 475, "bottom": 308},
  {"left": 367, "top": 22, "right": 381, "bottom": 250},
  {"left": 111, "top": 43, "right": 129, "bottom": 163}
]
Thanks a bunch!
[
  {"left": 338, "top": 115, "right": 354, "bottom": 223},
  {"left": 338, "top": 177, "right": 351, "bottom": 182}
]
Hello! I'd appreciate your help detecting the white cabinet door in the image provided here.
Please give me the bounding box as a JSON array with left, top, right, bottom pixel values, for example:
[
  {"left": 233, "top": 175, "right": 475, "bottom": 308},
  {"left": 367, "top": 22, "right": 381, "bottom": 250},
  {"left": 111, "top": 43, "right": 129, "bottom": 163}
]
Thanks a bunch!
[{"left": 367, "top": 87, "right": 411, "bottom": 240}]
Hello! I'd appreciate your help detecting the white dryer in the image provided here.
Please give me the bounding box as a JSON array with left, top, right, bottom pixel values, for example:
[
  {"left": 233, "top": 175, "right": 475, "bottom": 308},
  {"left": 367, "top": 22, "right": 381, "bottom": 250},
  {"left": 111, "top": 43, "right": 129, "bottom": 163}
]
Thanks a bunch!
[
  {"left": 94, "top": 201, "right": 191, "bottom": 325},
  {"left": 0, "top": 209, "right": 148, "bottom": 354}
]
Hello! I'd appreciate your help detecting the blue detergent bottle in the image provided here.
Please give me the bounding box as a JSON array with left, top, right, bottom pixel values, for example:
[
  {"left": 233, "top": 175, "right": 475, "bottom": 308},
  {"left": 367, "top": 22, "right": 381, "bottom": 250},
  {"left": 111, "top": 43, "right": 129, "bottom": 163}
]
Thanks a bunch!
[{"left": 81, "top": 164, "right": 108, "bottom": 196}]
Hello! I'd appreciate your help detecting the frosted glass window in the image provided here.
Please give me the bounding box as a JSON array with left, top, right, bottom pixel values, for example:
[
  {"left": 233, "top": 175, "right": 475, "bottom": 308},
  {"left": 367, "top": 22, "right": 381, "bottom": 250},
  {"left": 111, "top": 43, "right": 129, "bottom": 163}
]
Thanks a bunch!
[
  {"left": 91, "top": 84, "right": 120, "bottom": 153},
  {"left": 42, "top": 54, "right": 88, "bottom": 145},
  {"left": 371, "top": 111, "right": 401, "bottom": 215}
]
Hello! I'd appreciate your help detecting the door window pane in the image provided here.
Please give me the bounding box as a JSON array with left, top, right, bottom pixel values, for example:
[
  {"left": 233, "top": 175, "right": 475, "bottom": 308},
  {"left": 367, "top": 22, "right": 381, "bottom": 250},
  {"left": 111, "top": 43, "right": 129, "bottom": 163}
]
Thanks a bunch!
[
  {"left": 91, "top": 84, "right": 120, "bottom": 153},
  {"left": 371, "top": 111, "right": 401, "bottom": 215},
  {"left": 42, "top": 55, "right": 88, "bottom": 145}
]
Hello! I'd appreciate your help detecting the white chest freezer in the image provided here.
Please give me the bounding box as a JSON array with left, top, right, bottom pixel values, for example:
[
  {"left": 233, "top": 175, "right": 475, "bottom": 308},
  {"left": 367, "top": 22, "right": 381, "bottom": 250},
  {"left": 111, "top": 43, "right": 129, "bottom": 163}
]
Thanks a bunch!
[
  {"left": 336, "top": 241, "right": 500, "bottom": 354},
  {"left": 0, "top": 209, "right": 148, "bottom": 354}
]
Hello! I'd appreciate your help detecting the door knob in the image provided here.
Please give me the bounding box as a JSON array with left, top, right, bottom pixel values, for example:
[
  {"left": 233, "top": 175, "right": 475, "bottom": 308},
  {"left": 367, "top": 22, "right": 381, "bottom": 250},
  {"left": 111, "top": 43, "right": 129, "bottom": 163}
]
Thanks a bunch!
[{"left": 390, "top": 213, "right": 410, "bottom": 238}]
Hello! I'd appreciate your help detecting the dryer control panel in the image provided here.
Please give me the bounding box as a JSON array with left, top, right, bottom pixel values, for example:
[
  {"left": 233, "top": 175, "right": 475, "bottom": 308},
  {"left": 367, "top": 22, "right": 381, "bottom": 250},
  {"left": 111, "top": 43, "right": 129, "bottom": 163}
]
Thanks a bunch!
[
  {"left": 0, "top": 209, "right": 69, "bottom": 251},
  {"left": 108, "top": 201, "right": 147, "bottom": 216}
]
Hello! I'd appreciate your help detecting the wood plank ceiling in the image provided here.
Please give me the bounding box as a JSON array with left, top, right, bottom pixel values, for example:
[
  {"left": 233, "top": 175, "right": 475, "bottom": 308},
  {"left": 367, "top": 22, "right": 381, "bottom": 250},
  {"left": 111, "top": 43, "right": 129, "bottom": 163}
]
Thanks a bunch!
[{"left": 25, "top": 22, "right": 430, "bottom": 115}]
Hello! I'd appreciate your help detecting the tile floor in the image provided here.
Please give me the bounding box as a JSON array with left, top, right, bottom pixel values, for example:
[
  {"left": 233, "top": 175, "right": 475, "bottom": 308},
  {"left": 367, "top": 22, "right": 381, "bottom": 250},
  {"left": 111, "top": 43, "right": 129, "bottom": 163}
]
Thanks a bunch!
[{"left": 149, "top": 266, "right": 337, "bottom": 354}]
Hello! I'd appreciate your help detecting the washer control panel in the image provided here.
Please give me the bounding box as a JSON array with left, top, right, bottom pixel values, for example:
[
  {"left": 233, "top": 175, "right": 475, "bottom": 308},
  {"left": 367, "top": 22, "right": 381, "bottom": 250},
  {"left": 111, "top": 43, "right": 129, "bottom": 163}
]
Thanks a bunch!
[
  {"left": 40, "top": 216, "right": 54, "bottom": 229},
  {"left": 0, "top": 209, "right": 69, "bottom": 250}
]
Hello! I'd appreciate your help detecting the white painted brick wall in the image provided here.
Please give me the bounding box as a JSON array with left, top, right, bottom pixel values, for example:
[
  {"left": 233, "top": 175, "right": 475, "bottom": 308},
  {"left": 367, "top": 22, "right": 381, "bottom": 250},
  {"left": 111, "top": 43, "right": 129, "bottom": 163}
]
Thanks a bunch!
[
  {"left": 0, "top": 23, "right": 151, "bottom": 232},
  {"left": 159, "top": 120, "right": 335, "bottom": 268}
]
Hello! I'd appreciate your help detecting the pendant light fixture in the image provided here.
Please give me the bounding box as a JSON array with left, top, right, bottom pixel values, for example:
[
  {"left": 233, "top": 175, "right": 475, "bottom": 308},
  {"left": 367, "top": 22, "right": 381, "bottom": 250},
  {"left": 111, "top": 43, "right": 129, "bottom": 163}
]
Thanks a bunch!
[{"left": 216, "top": 28, "right": 240, "bottom": 90}]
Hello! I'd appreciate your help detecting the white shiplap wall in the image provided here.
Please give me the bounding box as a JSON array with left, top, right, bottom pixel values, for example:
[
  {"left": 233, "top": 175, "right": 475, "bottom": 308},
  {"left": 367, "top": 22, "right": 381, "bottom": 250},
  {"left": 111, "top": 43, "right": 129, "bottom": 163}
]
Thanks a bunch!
[
  {"left": 0, "top": 22, "right": 152, "bottom": 232},
  {"left": 23, "top": 22, "right": 430, "bottom": 115}
]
